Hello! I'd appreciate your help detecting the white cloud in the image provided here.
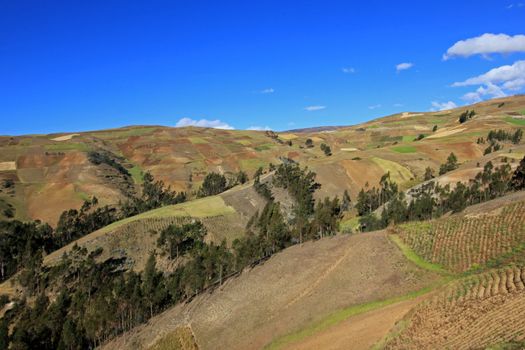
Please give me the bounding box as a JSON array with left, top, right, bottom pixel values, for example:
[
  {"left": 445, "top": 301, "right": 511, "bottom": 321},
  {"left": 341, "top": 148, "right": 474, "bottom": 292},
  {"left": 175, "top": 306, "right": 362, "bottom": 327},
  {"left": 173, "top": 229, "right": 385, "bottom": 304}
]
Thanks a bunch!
[
  {"left": 259, "top": 88, "right": 274, "bottom": 94},
  {"left": 342, "top": 67, "right": 356, "bottom": 74},
  {"left": 247, "top": 126, "right": 272, "bottom": 131},
  {"left": 461, "top": 83, "right": 506, "bottom": 103},
  {"left": 396, "top": 62, "right": 414, "bottom": 72},
  {"left": 430, "top": 101, "right": 458, "bottom": 111},
  {"left": 452, "top": 60, "right": 525, "bottom": 102},
  {"left": 175, "top": 117, "right": 234, "bottom": 130},
  {"left": 452, "top": 61, "right": 525, "bottom": 87},
  {"left": 443, "top": 33, "right": 525, "bottom": 60},
  {"left": 368, "top": 104, "right": 382, "bottom": 110},
  {"left": 304, "top": 105, "right": 326, "bottom": 111},
  {"left": 507, "top": 3, "right": 524, "bottom": 9}
]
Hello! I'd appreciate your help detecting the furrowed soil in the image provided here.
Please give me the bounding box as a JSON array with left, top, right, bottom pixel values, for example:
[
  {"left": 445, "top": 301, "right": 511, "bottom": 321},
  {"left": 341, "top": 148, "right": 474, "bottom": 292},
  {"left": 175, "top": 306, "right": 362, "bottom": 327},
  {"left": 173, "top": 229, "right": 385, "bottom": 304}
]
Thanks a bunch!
[
  {"left": 384, "top": 268, "right": 525, "bottom": 349},
  {"left": 102, "top": 231, "right": 440, "bottom": 350}
]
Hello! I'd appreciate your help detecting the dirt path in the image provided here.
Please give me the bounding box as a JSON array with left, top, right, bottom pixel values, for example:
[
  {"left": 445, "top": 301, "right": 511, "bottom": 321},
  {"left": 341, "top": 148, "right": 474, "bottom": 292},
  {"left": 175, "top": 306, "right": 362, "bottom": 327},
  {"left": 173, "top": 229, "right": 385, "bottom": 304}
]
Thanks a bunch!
[{"left": 284, "top": 297, "right": 421, "bottom": 350}]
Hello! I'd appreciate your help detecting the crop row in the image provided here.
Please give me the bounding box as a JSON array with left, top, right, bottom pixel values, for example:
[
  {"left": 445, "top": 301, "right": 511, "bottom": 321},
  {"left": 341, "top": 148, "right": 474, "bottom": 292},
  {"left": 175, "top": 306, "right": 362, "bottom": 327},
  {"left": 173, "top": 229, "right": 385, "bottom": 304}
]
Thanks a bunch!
[
  {"left": 385, "top": 268, "right": 525, "bottom": 349},
  {"left": 399, "top": 202, "right": 525, "bottom": 272}
]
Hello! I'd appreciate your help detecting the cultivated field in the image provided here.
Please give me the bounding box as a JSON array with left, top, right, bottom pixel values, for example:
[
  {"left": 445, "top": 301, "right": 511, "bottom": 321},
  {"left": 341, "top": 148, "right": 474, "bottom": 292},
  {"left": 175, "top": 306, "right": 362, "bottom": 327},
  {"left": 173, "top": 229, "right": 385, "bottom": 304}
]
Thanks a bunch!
[
  {"left": 398, "top": 195, "right": 525, "bottom": 272},
  {"left": 383, "top": 268, "right": 525, "bottom": 349},
  {"left": 1, "top": 95, "right": 524, "bottom": 224}
]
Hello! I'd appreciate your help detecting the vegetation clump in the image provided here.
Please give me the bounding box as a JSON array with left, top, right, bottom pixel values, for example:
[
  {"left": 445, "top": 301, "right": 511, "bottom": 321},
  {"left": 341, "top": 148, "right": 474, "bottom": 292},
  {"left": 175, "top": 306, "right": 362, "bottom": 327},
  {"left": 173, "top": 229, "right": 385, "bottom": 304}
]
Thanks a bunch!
[
  {"left": 459, "top": 109, "right": 476, "bottom": 123},
  {"left": 439, "top": 152, "right": 458, "bottom": 175}
]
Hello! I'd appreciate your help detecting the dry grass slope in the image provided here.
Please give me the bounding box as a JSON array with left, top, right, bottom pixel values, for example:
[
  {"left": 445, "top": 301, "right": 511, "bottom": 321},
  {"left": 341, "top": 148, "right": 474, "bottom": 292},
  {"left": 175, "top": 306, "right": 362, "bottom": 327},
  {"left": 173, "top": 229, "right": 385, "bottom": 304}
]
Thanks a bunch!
[{"left": 101, "top": 232, "right": 440, "bottom": 350}]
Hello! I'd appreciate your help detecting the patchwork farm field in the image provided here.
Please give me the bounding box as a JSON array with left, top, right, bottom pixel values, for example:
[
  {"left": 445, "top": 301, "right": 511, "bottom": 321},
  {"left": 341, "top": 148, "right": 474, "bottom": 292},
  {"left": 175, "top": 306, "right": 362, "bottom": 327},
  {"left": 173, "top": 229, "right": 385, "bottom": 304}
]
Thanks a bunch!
[{"left": 1, "top": 95, "right": 525, "bottom": 224}]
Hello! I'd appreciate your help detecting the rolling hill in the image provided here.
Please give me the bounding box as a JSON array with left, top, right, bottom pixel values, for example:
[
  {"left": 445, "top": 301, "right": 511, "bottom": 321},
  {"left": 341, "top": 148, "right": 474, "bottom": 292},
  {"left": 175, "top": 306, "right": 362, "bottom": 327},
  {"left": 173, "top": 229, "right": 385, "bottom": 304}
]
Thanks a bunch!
[
  {"left": 1, "top": 95, "right": 525, "bottom": 225},
  {"left": 1, "top": 95, "right": 525, "bottom": 350}
]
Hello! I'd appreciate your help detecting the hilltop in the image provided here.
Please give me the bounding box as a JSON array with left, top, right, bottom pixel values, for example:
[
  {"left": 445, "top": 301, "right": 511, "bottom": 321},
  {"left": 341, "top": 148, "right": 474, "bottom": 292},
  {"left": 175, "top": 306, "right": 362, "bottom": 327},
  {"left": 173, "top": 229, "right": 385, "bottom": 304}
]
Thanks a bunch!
[{"left": 1, "top": 95, "right": 525, "bottom": 225}]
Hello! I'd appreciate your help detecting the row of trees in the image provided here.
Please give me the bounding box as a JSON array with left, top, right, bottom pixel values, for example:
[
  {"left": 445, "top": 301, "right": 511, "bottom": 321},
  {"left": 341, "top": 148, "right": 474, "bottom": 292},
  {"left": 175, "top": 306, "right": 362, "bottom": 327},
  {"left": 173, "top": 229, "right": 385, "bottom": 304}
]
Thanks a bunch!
[
  {"left": 197, "top": 170, "right": 248, "bottom": 198},
  {"left": 359, "top": 156, "right": 525, "bottom": 231}
]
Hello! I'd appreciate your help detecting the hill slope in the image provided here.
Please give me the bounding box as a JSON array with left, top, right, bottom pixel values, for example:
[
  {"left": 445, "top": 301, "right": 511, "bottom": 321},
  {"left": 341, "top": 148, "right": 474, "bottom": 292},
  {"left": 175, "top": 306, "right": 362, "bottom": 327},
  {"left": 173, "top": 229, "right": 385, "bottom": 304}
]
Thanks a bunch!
[
  {"left": 101, "top": 231, "right": 440, "bottom": 350},
  {"left": 1, "top": 95, "right": 525, "bottom": 224}
]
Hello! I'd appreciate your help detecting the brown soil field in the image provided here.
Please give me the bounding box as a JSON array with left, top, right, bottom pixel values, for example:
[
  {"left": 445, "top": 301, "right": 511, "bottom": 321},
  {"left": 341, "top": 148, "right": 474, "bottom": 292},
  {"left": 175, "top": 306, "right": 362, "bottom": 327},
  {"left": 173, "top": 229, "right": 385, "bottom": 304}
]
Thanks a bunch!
[{"left": 101, "top": 231, "right": 440, "bottom": 350}]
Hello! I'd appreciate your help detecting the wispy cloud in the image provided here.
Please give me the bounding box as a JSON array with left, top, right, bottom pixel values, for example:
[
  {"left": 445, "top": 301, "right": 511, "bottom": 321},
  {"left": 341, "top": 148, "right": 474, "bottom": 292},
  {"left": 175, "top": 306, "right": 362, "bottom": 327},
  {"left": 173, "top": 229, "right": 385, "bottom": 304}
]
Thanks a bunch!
[
  {"left": 368, "top": 104, "right": 382, "bottom": 110},
  {"left": 452, "top": 60, "right": 525, "bottom": 102},
  {"left": 393, "top": 103, "right": 404, "bottom": 107},
  {"left": 430, "top": 101, "right": 457, "bottom": 111},
  {"left": 259, "top": 88, "right": 275, "bottom": 94},
  {"left": 175, "top": 117, "right": 234, "bottom": 130},
  {"left": 396, "top": 62, "right": 414, "bottom": 72},
  {"left": 507, "top": 3, "right": 524, "bottom": 9},
  {"left": 247, "top": 125, "right": 272, "bottom": 131},
  {"left": 304, "top": 105, "right": 326, "bottom": 111},
  {"left": 342, "top": 67, "right": 356, "bottom": 74},
  {"left": 443, "top": 33, "right": 525, "bottom": 60}
]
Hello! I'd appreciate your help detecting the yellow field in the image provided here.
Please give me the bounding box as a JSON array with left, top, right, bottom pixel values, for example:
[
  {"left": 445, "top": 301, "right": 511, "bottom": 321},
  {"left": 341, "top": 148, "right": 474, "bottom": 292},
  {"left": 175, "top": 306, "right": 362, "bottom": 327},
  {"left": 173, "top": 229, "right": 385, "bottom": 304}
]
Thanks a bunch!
[
  {"left": 279, "top": 133, "right": 298, "bottom": 140},
  {"left": 370, "top": 157, "right": 413, "bottom": 184}
]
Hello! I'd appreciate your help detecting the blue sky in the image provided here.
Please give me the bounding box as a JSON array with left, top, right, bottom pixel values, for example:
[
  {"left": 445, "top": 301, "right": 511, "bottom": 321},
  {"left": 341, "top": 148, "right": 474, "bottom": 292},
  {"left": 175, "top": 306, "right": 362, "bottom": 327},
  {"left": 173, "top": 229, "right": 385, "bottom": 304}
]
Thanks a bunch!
[{"left": 1, "top": 1, "right": 525, "bottom": 135}]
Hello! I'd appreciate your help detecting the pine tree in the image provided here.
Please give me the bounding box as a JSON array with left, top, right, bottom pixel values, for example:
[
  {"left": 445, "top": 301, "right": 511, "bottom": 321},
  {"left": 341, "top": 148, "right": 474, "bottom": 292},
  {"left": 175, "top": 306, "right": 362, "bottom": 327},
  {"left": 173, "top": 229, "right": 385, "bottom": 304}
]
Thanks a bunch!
[{"left": 511, "top": 156, "right": 525, "bottom": 190}]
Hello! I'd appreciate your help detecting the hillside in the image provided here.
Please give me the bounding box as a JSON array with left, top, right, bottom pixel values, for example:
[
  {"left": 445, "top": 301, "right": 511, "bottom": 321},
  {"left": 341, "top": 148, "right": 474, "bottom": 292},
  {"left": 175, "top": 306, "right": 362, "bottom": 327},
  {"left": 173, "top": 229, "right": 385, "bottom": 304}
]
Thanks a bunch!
[
  {"left": 1, "top": 95, "right": 525, "bottom": 225},
  {"left": 101, "top": 231, "right": 441, "bottom": 350},
  {"left": 1, "top": 95, "right": 525, "bottom": 350}
]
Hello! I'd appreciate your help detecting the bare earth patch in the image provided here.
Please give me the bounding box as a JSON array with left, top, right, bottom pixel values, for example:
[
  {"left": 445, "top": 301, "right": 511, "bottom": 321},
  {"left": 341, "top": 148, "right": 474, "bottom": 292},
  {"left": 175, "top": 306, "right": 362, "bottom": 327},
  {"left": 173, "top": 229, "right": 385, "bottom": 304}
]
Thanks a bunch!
[
  {"left": 0, "top": 161, "right": 16, "bottom": 171},
  {"left": 50, "top": 133, "right": 79, "bottom": 141},
  {"left": 426, "top": 127, "right": 466, "bottom": 139}
]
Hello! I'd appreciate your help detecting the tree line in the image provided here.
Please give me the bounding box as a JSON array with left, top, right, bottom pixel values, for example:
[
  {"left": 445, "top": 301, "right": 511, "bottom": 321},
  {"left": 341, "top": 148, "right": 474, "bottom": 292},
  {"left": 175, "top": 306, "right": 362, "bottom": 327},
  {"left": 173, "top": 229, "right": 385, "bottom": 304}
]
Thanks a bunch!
[{"left": 358, "top": 155, "right": 525, "bottom": 231}]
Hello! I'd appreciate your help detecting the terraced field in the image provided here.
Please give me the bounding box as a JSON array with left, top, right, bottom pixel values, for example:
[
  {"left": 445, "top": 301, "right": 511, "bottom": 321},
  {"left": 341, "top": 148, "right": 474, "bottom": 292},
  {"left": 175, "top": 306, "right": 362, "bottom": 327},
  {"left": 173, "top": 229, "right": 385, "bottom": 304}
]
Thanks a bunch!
[
  {"left": 383, "top": 268, "right": 525, "bottom": 349},
  {"left": 398, "top": 201, "right": 525, "bottom": 272}
]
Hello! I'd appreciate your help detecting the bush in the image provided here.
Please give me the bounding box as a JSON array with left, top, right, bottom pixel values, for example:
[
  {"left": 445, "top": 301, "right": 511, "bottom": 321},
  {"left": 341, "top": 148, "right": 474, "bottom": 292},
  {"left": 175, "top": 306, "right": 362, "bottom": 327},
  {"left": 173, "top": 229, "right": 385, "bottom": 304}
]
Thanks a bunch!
[{"left": 198, "top": 173, "right": 227, "bottom": 197}]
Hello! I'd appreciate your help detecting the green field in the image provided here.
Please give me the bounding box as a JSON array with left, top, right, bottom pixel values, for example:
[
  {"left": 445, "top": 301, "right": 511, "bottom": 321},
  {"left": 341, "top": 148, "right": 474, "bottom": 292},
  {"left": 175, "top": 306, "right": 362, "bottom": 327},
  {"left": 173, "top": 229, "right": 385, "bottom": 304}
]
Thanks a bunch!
[
  {"left": 94, "top": 196, "right": 236, "bottom": 236},
  {"left": 189, "top": 137, "right": 209, "bottom": 144},
  {"left": 391, "top": 145, "right": 417, "bottom": 153},
  {"left": 402, "top": 135, "right": 416, "bottom": 142},
  {"left": 128, "top": 165, "right": 144, "bottom": 184},
  {"left": 505, "top": 116, "right": 525, "bottom": 126},
  {"left": 240, "top": 158, "right": 268, "bottom": 171},
  {"left": 254, "top": 143, "right": 274, "bottom": 152}
]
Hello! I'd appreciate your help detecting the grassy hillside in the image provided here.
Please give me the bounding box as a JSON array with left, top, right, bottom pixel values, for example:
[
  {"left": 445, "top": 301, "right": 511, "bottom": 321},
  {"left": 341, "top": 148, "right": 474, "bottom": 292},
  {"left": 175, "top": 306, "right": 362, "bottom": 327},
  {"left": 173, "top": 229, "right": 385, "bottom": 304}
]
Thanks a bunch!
[{"left": 43, "top": 182, "right": 269, "bottom": 271}]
